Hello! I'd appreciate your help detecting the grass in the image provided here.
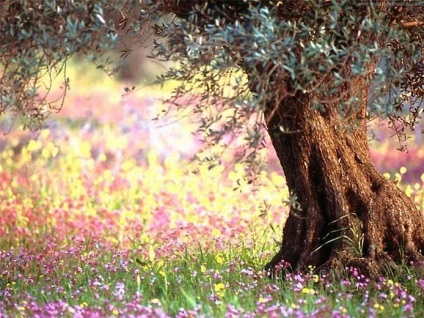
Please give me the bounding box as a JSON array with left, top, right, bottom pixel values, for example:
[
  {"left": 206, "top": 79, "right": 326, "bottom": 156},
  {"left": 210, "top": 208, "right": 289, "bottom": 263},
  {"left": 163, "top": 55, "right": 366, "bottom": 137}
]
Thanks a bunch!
[
  {"left": 1, "top": 63, "right": 424, "bottom": 317},
  {"left": 2, "top": 240, "right": 424, "bottom": 317}
]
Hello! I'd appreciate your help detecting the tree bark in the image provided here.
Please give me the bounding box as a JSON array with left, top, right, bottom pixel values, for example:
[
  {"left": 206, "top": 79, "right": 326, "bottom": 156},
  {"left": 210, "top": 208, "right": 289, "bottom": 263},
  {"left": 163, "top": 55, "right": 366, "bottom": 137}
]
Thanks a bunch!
[
  {"left": 157, "top": 0, "right": 424, "bottom": 275},
  {"left": 263, "top": 77, "right": 424, "bottom": 276}
]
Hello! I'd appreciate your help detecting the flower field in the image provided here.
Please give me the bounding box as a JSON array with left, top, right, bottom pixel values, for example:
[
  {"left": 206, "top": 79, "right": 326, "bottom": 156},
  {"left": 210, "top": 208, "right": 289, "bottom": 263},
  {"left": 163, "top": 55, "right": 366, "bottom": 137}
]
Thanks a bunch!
[{"left": 1, "top": 63, "right": 424, "bottom": 317}]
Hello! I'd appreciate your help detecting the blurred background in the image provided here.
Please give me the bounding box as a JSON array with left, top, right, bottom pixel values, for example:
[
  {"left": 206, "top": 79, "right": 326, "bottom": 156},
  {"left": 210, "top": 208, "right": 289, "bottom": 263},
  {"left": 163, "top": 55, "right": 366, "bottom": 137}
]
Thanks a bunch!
[{"left": 1, "top": 40, "right": 423, "bottom": 184}]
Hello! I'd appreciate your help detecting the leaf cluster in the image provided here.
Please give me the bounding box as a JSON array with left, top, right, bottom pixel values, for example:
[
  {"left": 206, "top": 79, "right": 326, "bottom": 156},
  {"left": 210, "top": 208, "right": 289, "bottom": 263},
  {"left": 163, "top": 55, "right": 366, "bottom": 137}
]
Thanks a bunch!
[
  {"left": 151, "top": 0, "right": 423, "bottom": 166},
  {"left": 0, "top": 0, "right": 422, "bottom": 155},
  {"left": 0, "top": 0, "right": 119, "bottom": 130}
]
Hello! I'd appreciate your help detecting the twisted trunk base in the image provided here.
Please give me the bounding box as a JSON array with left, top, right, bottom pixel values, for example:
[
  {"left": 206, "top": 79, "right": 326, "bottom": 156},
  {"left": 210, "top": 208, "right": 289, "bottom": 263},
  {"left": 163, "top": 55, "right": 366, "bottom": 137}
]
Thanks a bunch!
[
  {"left": 158, "top": 0, "right": 424, "bottom": 277},
  {"left": 264, "top": 92, "right": 424, "bottom": 277}
]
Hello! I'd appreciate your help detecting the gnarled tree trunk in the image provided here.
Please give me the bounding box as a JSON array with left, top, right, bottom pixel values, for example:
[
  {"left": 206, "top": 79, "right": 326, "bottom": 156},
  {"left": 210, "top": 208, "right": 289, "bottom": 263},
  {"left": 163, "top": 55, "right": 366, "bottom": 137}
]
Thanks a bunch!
[
  {"left": 158, "top": 0, "right": 424, "bottom": 275},
  {"left": 263, "top": 77, "right": 424, "bottom": 276}
]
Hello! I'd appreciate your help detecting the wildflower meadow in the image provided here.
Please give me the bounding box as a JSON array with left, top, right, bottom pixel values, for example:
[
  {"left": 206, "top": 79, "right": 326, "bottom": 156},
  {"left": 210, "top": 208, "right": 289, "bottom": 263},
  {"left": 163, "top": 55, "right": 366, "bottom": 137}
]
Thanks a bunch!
[{"left": 1, "top": 62, "right": 424, "bottom": 317}]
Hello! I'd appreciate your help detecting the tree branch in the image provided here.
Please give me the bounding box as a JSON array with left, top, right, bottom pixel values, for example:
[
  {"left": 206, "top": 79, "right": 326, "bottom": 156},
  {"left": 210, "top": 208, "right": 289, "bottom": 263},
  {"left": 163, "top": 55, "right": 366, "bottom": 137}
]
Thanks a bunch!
[{"left": 401, "top": 20, "right": 424, "bottom": 28}]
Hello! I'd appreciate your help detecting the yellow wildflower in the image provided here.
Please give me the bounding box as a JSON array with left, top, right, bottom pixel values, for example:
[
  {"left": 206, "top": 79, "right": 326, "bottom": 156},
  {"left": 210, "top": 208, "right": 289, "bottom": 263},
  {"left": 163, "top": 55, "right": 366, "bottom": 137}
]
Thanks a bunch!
[
  {"left": 301, "top": 287, "right": 315, "bottom": 295},
  {"left": 258, "top": 297, "right": 268, "bottom": 303},
  {"left": 214, "top": 283, "right": 225, "bottom": 292},
  {"left": 373, "top": 303, "right": 384, "bottom": 312},
  {"left": 215, "top": 254, "right": 224, "bottom": 265},
  {"left": 214, "top": 283, "right": 225, "bottom": 297}
]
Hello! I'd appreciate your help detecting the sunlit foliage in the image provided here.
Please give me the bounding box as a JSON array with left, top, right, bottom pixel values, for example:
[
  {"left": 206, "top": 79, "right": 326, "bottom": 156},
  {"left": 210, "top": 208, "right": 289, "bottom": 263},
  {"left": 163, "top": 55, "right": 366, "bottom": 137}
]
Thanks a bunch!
[{"left": 2, "top": 1, "right": 423, "bottom": 160}]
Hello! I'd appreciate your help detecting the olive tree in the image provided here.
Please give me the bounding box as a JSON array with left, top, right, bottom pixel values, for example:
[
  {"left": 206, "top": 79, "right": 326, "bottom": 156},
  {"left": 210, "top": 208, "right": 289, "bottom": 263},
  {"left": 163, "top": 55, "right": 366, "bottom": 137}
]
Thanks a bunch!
[{"left": 1, "top": 0, "right": 424, "bottom": 276}]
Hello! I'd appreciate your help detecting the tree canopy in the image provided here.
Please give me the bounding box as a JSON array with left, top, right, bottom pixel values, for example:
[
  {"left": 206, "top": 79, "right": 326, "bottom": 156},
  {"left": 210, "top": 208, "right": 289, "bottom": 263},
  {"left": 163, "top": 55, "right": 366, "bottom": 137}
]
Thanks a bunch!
[{"left": 1, "top": 1, "right": 423, "bottom": 147}]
